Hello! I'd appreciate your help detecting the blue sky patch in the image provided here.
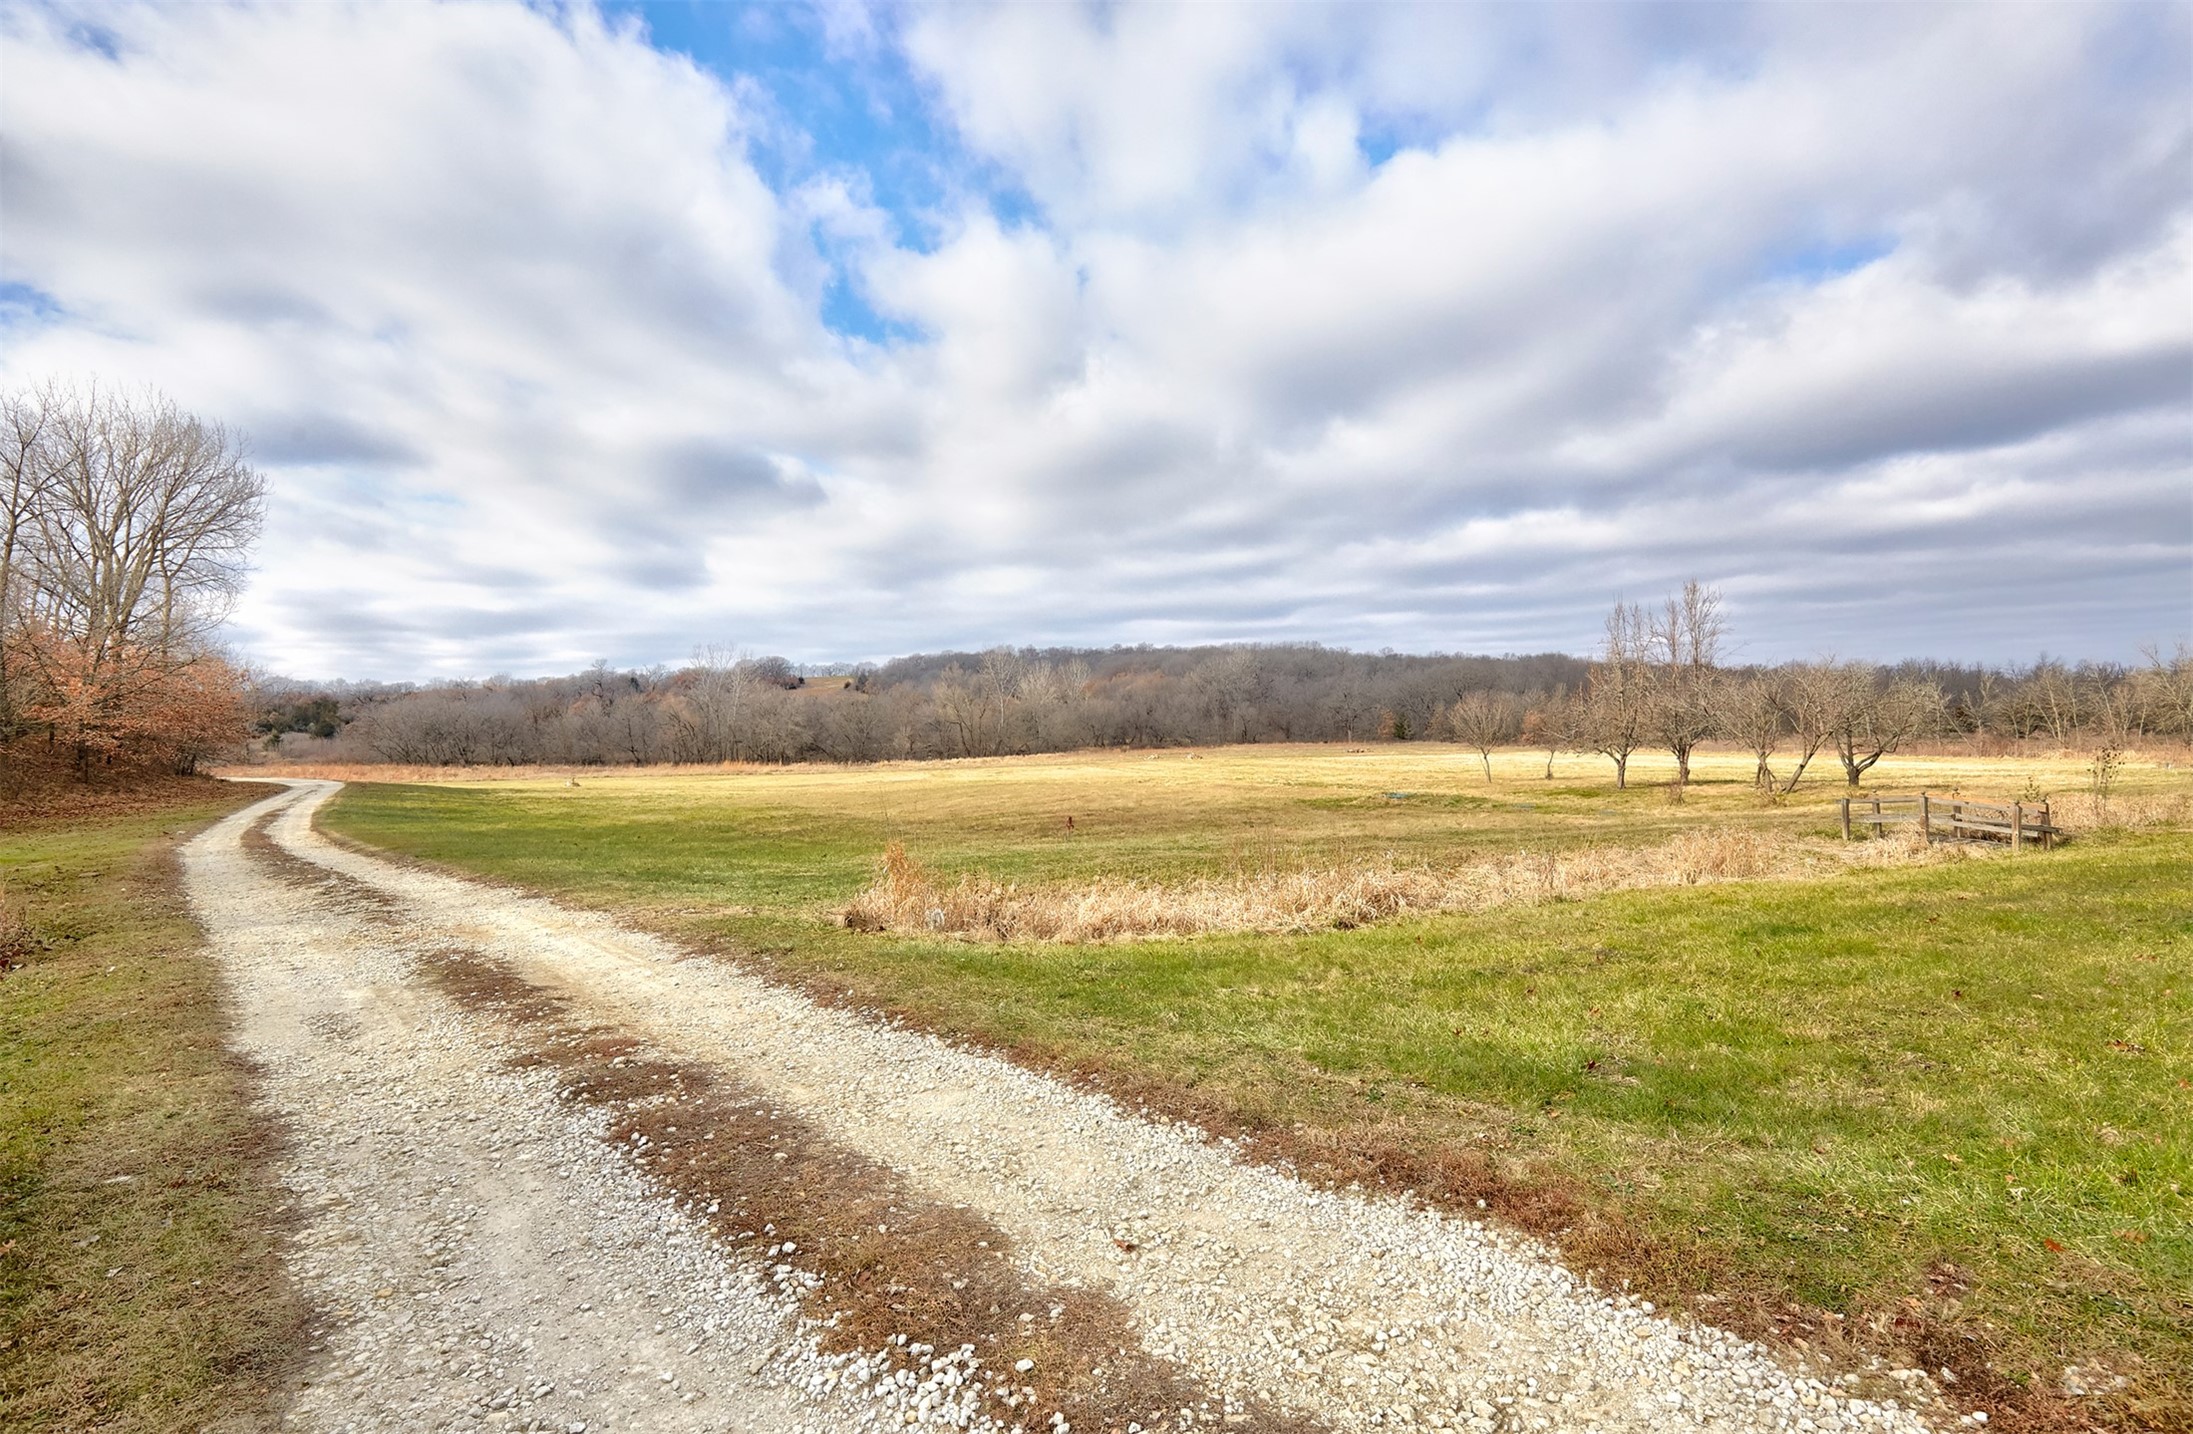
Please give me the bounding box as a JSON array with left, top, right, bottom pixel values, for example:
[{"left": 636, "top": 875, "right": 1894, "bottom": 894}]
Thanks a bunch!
[
  {"left": 1761, "top": 234, "right": 1896, "bottom": 286},
  {"left": 0, "top": 281, "right": 66, "bottom": 330},
  {"left": 605, "top": 0, "right": 1041, "bottom": 341}
]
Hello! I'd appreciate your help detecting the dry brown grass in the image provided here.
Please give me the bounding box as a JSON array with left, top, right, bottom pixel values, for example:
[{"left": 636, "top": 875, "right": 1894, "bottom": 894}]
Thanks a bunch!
[
  {"left": 843, "top": 825, "right": 1964, "bottom": 943},
  {"left": 2047, "top": 788, "right": 2193, "bottom": 833}
]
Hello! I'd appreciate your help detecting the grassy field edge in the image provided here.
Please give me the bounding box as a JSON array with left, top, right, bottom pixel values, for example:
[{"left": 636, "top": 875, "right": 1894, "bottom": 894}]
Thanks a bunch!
[{"left": 1, "top": 788, "right": 309, "bottom": 1433}]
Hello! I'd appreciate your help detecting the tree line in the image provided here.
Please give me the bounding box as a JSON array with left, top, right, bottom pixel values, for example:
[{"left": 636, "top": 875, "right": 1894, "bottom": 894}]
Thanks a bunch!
[
  {"left": 261, "top": 645, "right": 1591, "bottom": 767},
  {"left": 261, "top": 592, "right": 2192, "bottom": 787},
  {"left": 1467, "top": 582, "right": 2187, "bottom": 791},
  {"left": 2, "top": 384, "right": 263, "bottom": 777}
]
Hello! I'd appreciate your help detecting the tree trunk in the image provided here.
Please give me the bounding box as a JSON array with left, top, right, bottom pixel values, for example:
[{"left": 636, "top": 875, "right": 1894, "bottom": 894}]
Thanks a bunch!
[
  {"left": 1481, "top": 752, "right": 1493, "bottom": 783},
  {"left": 1613, "top": 753, "right": 1628, "bottom": 788}
]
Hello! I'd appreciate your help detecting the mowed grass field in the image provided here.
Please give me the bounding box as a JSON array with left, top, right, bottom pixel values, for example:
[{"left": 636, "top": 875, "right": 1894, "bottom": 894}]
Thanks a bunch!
[{"left": 316, "top": 745, "right": 2193, "bottom": 1427}]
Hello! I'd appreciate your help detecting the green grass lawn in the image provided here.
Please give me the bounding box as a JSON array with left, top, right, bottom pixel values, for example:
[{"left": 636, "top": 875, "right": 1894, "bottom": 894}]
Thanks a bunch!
[
  {"left": 318, "top": 746, "right": 2192, "bottom": 1426},
  {"left": 0, "top": 792, "right": 303, "bottom": 1433}
]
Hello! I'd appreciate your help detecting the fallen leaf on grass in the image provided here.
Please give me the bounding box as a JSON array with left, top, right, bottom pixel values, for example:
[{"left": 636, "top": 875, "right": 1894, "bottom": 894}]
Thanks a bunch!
[{"left": 2043, "top": 1238, "right": 2065, "bottom": 1253}]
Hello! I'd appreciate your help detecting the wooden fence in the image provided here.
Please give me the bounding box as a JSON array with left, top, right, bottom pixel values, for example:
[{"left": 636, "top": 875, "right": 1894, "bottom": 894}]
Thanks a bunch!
[{"left": 1839, "top": 793, "right": 2058, "bottom": 850}]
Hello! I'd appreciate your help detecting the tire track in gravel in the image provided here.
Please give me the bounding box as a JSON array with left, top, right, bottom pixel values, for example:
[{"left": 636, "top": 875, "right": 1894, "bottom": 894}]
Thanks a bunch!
[
  {"left": 420, "top": 943, "right": 1327, "bottom": 1434},
  {"left": 188, "top": 787, "right": 834, "bottom": 1434},
  {"left": 246, "top": 779, "right": 1962, "bottom": 1434},
  {"left": 201, "top": 783, "right": 1193, "bottom": 1434},
  {"left": 205, "top": 781, "right": 1321, "bottom": 1434}
]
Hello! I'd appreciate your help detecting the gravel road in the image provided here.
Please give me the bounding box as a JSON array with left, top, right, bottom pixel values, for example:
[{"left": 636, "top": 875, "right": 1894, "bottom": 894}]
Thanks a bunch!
[{"left": 189, "top": 779, "right": 1965, "bottom": 1434}]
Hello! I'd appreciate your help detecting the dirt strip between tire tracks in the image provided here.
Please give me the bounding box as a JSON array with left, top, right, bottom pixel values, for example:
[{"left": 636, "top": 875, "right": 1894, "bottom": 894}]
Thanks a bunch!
[{"left": 188, "top": 778, "right": 1960, "bottom": 1434}]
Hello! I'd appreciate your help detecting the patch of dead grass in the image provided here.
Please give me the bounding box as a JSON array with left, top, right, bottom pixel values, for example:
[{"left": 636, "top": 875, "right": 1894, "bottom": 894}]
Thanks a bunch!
[
  {"left": 2046, "top": 789, "right": 2193, "bottom": 833},
  {"left": 843, "top": 825, "right": 1967, "bottom": 943}
]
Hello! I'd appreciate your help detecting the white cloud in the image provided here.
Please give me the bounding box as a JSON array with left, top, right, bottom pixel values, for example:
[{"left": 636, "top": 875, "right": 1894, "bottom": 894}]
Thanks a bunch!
[{"left": 0, "top": 0, "right": 2185, "bottom": 676}]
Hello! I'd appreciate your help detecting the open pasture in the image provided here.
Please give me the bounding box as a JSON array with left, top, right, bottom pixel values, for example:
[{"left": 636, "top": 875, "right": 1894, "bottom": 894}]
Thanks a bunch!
[
  {"left": 299, "top": 743, "right": 2186, "bottom": 905},
  {"left": 316, "top": 744, "right": 2192, "bottom": 1427}
]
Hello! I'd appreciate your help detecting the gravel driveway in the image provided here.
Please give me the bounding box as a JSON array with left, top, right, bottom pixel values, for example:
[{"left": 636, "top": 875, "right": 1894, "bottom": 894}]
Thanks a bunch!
[{"left": 187, "top": 779, "right": 1960, "bottom": 1434}]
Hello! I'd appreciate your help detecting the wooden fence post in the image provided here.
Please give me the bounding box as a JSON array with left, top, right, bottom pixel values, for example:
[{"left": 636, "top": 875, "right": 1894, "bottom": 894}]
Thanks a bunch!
[
  {"left": 1920, "top": 791, "right": 1931, "bottom": 843},
  {"left": 2012, "top": 801, "right": 2024, "bottom": 853},
  {"left": 1840, "top": 798, "right": 1851, "bottom": 840},
  {"left": 2040, "top": 800, "right": 2051, "bottom": 851}
]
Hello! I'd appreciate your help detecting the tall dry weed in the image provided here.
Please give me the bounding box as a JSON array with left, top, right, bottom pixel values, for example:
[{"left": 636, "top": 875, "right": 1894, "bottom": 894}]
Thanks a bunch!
[
  {"left": 2047, "top": 789, "right": 2192, "bottom": 833},
  {"left": 0, "top": 884, "right": 38, "bottom": 970},
  {"left": 841, "top": 826, "right": 1966, "bottom": 945}
]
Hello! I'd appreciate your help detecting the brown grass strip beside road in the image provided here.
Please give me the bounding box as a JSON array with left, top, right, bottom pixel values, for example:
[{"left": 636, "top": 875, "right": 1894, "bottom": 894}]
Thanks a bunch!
[{"left": 416, "top": 944, "right": 1328, "bottom": 1434}]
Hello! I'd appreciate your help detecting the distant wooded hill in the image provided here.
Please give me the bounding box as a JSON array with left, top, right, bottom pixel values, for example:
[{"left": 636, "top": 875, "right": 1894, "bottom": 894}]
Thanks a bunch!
[{"left": 247, "top": 639, "right": 2189, "bottom": 773}]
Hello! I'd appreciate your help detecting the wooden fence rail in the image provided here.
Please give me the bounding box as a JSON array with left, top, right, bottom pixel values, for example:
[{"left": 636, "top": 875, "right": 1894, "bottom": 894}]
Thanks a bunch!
[{"left": 1839, "top": 793, "right": 2058, "bottom": 851}]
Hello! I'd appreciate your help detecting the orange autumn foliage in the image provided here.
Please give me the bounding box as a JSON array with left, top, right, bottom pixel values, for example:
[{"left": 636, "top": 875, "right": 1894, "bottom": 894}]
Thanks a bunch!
[{"left": 6, "top": 622, "right": 248, "bottom": 775}]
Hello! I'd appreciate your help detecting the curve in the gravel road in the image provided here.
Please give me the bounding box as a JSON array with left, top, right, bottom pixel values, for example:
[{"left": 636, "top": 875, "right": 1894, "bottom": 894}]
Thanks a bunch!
[{"left": 202, "top": 778, "right": 1956, "bottom": 1434}]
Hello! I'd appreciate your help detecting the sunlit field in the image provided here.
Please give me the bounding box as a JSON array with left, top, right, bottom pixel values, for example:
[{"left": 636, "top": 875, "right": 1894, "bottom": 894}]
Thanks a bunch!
[{"left": 312, "top": 744, "right": 2192, "bottom": 1425}]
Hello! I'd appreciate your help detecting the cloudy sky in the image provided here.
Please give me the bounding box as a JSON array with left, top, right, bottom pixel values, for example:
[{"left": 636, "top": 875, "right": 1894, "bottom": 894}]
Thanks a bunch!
[{"left": 3, "top": 0, "right": 2188, "bottom": 679}]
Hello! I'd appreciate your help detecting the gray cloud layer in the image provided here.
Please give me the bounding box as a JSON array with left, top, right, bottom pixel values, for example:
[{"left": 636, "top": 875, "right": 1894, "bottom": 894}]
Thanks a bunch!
[{"left": 1, "top": 0, "right": 2186, "bottom": 679}]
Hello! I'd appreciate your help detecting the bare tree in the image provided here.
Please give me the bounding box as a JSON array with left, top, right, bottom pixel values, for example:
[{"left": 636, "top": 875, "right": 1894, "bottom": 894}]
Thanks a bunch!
[
  {"left": 22, "top": 386, "right": 263, "bottom": 653},
  {"left": 1520, "top": 687, "right": 1576, "bottom": 779},
  {"left": 1773, "top": 660, "right": 1847, "bottom": 793},
  {"left": 0, "top": 387, "right": 58, "bottom": 738},
  {"left": 2, "top": 384, "right": 264, "bottom": 770},
  {"left": 1716, "top": 670, "right": 1786, "bottom": 791},
  {"left": 2024, "top": 659, "right": 2082, "bottom": 744},
  {"left": 1448, "top": 690, "right": 1522, "bottom": 783},
  {"left": 684, "top": 643, "right": 758, "bottom": 761},
  {"left": 2137, "top": 643, "right": 2193, "bottom": 740},
  {"left": 1581, "top": 601, "right": 1650, "bottom": 788},
  {"left": 1646, "top": 579, "right": 1725, "bottom": 789},
  {"left": 1196, "top": 647, "right": 1267, "bottom": 744},
  {"left": 1825, "top": 665, "right": 1943, "bottom": 788},
  {"left": 931, "top": 649, "right": 1030, "bottom": 758}
]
